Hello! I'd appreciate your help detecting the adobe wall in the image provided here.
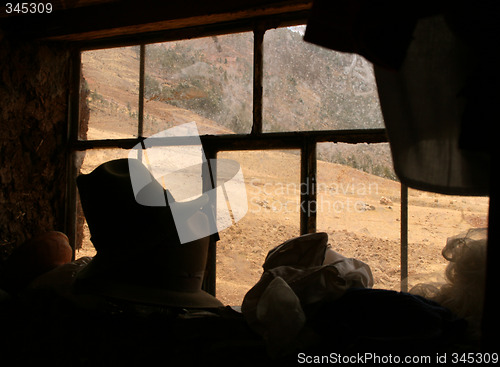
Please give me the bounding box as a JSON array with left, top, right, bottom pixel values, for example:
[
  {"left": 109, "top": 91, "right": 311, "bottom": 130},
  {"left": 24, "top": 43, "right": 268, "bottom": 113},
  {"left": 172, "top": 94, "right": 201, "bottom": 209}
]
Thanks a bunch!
[{"left": 0, "top": 36, "right": 71, "bottom": 259}]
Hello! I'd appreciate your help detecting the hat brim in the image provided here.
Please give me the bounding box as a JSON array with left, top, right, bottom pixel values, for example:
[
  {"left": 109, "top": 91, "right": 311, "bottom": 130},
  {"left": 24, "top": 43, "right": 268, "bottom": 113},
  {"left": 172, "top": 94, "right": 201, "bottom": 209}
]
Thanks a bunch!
[
  {"left": 75, "top": 255, "right": 223, "bottom": 309},
  {"left": 76, "top": 278, "right": 223, "bottom": 309}
]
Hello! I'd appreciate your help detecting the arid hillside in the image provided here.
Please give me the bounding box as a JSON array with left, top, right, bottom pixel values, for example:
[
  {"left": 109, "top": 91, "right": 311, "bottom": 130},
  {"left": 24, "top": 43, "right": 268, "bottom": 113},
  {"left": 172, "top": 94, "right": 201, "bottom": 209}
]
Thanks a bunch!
[{"left": 77, "top": 34, "right": 489, "bottom": 306}]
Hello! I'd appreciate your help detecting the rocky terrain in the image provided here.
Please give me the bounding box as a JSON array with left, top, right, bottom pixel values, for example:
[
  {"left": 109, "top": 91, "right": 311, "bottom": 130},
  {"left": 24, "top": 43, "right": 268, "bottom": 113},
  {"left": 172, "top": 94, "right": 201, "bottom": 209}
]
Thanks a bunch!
[{"left": 76, "top": 143, "right": 488, "bottom": 305}]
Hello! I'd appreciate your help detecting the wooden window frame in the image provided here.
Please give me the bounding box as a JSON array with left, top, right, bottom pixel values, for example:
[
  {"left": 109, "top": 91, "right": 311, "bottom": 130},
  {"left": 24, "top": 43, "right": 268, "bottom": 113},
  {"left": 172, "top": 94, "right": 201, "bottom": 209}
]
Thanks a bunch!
[{"left": 66, "top": 16, "right": 410, "bottom": 296}]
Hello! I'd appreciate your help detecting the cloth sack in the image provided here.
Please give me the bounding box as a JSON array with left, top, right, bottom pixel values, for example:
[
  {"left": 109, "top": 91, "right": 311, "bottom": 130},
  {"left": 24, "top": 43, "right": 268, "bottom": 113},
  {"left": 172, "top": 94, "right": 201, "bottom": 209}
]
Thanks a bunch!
[{"left": 241, "top": 232, "right": 373, "bottom": 357}]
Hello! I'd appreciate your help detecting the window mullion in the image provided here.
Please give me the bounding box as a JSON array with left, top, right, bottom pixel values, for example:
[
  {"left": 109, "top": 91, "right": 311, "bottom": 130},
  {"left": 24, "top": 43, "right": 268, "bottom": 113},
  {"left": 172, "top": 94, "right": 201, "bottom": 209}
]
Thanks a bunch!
[
  {"left": 300, "top": 140, "right": 317, "bottom": 235},
  {"left": 138, "top": 44, "right": 146, "bottom": 139},
  {"left": 65, "top": 50, "right": 83, "bottom": 260},
  {"left": 251, "top": 25, "right": 265, "bottom": 135},
  {"left": 401, "top": 183, "right": 409, "bottom": 292},
  {"left": 202, "top": 149, "right": 218, "bottom": 296}
]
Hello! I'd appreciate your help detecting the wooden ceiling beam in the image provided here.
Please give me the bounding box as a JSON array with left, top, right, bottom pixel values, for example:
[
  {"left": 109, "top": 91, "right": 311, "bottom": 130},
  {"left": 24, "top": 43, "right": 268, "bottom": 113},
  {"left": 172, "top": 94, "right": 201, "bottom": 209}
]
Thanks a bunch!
[{"left": 1, "top": 0, "right": 312, "bottom": 42}]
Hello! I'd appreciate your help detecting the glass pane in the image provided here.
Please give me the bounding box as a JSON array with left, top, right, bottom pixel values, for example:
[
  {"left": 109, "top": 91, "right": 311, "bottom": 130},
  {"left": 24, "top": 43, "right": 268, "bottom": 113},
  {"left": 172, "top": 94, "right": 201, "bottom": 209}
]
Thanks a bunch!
[
  {"left": 144, "top": 32, "right": 253, "bottom": 136},
  {"left": 407, "top": 190, "right": 489, "bottom": 291},
  {"left": 216, "top": 150, "right": 300, "bottom": 306},
  {"left": 75, "top": 148, "right": 139, "bottom": 259},
  {"left": 80, "top": 47, "right": 140, "bottom": 140},
  {"left": 407, "top": 194, "right": 488, "bottom": 332},
  {"left": 316, "top": 142, "right": 401, "bottom": 290},
  {"left": 263, "top": 26, "right": 384, "bottom": 132}
]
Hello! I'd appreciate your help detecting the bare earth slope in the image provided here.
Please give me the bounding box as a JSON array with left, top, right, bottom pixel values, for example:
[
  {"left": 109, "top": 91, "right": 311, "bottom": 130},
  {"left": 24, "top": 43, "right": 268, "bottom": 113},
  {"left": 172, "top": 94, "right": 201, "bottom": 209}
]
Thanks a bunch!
[{"left": 77, "top": 46, "right": 489, "bottom": 306}]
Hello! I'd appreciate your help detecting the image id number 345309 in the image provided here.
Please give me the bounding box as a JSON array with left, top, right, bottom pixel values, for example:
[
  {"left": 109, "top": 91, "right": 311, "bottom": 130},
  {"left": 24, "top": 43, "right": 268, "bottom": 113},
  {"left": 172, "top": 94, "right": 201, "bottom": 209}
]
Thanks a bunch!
[
  {"left": 5, "top": 3, "right": 53, "bottom": 14},
  {"left": 451, "top": 352, "right": 499, "bottom": 364}
]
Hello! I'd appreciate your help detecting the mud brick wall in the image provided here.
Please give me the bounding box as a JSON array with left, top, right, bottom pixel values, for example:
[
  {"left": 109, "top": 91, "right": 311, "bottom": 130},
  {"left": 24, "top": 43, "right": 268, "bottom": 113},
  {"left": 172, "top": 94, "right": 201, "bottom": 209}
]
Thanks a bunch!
[{"left": 0, "top": 36, "right": 71, "bottom": 258}]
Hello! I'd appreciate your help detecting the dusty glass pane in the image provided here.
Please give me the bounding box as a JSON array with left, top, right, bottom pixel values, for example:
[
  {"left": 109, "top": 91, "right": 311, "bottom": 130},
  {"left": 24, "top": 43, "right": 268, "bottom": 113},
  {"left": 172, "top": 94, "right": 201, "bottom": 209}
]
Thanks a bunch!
[
  {"left": 407, "top": 190, "right": 489, "bottom": 292},
  {"left": 144, "top": 32, "right": 253, "bottom": 136},
  {"left": 263, "top": 26, "right": 384, "bottom": 132},
  {"left": 316, "top": 142, "right": 401, "bottom": 290},
  {"left": 80, "top": 47, "right": 140, "bottom": 140},
  {"left": 317, "top": 141, "right": 489, "bottom": 294},
  {"left": 216, "top": 150, "right": 300, "bottom": 306},
  {"left": 407, "top": 195, "right": 488, "bottom": 333}
]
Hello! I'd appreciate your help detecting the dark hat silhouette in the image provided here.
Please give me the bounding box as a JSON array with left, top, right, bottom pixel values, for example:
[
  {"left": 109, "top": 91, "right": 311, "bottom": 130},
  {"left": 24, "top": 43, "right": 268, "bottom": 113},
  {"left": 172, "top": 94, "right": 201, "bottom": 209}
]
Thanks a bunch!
[{"left": 75, "top": 158, "right": 222, "bottom": 308}]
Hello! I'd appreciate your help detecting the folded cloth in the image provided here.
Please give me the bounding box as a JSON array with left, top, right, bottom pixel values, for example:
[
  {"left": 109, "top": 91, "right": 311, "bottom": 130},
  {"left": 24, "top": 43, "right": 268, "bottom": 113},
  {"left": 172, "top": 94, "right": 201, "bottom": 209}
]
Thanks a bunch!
[{"left": 241, "top": 232, "right": 373, "bottom": 357}]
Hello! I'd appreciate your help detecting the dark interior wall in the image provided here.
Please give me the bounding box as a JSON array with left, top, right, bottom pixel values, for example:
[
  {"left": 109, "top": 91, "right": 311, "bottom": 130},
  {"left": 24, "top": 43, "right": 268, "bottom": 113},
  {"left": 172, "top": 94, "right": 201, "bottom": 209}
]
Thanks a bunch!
[{"left": 0, "top": 36, "right": 71, "bottom": 257}]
